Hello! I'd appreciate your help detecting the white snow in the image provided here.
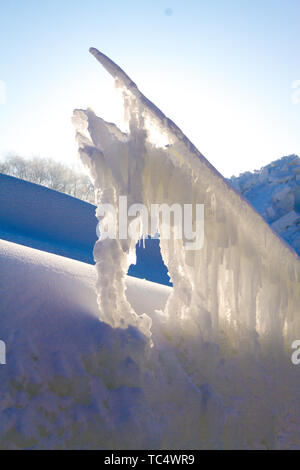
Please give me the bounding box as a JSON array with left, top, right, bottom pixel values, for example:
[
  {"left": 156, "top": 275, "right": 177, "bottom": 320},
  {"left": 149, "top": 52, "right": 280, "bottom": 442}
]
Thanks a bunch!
[
  {"left": 229, "top": 155, "right": 300, "bottom": 254},
  {"left": 271, "top": 210, "right": 300, "bottom": 233},
  {"left": 1, "top": 48, "right": 300, "bottom": 449},
  {"left": 0, "top": 239, "right": 176, "bottom": 449},
  {"left": 0, "top": 236, "right": 299, "bottom": 449},
  {"left": 0, "top": 173, "right": 97, "bottom": 264}
]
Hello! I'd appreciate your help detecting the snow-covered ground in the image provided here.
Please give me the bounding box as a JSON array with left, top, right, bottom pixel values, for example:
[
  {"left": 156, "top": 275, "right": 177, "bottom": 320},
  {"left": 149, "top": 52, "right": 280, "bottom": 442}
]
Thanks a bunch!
[
  {"left": 1, "top": 235, "right": 300, "bottom": 449},
  {"left": 229, "top": 155, "right": 300, "bottom": 256},
  {"left": 0, "top": 239, "right": 176, "bottom": 449},
  {"left": 2, "top": 48, "right": 300, "bottom": 450},
  {"left": 1, "top": 173, "right": 300, "bottom": 449}
]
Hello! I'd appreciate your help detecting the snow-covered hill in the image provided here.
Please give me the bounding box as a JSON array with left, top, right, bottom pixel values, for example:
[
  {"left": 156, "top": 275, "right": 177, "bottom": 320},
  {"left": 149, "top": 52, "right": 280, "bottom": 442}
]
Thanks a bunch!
[
  {"left": 0, "top": 173, "right": 97, "bottom": 264},
  {"left": 0, "top": 173, "right": 170, "bottom": 285},
  {"left": 229, "top": 155, "right": 300, "bottom": 255}
]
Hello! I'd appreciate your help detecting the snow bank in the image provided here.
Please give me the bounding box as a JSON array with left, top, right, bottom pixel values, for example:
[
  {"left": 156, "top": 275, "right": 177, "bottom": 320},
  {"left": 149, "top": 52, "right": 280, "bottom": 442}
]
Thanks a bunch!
[
  {"left": 0, "top": 239, "right": 178, "bottom": 449},
  {"left": 1, "top": 238, "right": 299, "bottom": 449}
]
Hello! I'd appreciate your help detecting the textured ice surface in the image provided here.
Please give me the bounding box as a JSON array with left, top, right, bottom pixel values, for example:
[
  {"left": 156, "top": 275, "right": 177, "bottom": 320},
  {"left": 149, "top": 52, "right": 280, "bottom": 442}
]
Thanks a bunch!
[
  {"left": 73, "top": 48, "right": 300, "bottom": 345},
  {"left": 72, "top": 49, "right": 300, "bottom": 448}
]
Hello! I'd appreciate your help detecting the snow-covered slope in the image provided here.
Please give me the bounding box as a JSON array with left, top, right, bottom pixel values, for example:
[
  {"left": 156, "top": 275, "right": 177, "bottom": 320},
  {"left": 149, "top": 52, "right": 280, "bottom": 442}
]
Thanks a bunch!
[
  {"left": 229, "top": 155, "right": 300, "bottom": 255},
  {"left": 0, "top": 173, "right": 170, "bottom": 285},
  {"left": 0, "top": 239, "right": 177, "bottom": 449},
  {"left": 0, "top": 173, "right": 97, "bottom": 264}
]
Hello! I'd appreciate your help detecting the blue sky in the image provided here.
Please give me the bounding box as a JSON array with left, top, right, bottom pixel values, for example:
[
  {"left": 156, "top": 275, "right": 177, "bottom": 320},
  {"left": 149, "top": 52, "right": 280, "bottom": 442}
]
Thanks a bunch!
[{"left": 1, "top": 0, "right": 300, "bottom": 176}]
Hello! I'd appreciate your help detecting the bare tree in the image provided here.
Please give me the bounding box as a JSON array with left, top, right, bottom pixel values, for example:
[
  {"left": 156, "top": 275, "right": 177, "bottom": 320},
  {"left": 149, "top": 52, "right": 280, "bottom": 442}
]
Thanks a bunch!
[{"left": 0, "top": 154, "right": 95, "bottom": 203}]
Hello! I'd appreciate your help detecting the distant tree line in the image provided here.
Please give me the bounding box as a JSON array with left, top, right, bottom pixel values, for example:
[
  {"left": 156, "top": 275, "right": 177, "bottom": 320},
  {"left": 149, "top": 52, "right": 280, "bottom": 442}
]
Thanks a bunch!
[{"left": 0, "top": 154, "right": 95, "bottom": 203}]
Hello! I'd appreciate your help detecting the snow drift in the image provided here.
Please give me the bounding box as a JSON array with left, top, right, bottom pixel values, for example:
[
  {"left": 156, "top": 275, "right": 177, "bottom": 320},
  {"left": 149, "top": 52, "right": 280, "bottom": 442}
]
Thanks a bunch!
[{"left": 0, "top": 239, "right": 176, "bottom": 449}]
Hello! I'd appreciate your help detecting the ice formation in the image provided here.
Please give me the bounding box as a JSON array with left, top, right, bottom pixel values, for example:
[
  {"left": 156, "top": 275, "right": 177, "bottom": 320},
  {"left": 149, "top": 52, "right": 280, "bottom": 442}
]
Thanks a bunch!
[
  {"left": 74, "top": 48, "right": 300, "bottom": 448},
  {"left": 73, "top": 48, "right": 300, "bottom": 345}
]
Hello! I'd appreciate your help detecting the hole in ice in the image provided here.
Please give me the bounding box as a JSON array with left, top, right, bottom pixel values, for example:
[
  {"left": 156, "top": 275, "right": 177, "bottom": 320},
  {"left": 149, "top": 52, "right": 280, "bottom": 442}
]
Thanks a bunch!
[{"left": 128, "top": 236, "right": 172, "bottom": 286}]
